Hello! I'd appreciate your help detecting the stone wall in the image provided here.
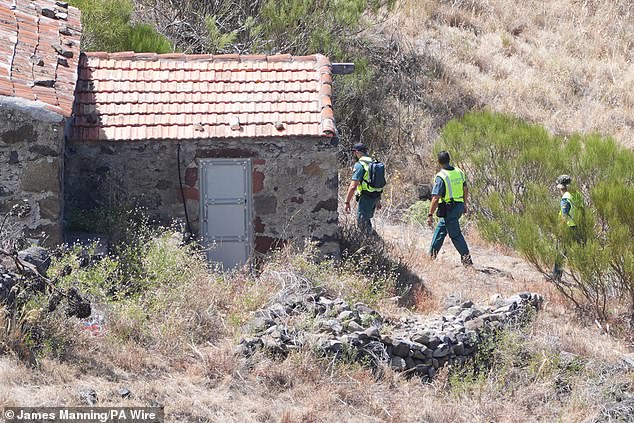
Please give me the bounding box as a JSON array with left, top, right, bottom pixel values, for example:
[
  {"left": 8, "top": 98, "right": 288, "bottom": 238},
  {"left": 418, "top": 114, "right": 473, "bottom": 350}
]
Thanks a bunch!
[
  {"left": 0, "top": 98, "right": 66, "bottom": 245},
  {"left": 65, "top": 136, "right": 339, "bottom": 256},
  {"left": 239, "top": 284, "right": 544, "bottom": 380}
]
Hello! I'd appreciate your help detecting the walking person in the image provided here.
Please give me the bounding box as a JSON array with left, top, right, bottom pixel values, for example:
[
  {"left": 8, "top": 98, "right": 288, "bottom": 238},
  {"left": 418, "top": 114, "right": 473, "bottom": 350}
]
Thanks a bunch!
[
  {"left": 426, "top": 151, "right": 473, "bottom": 266},
  {"left": 553, "top": 174, "right": 583, "bottom": 280},
  {"left": 344, "top": 143, "right": 382, "bottom": 233}
]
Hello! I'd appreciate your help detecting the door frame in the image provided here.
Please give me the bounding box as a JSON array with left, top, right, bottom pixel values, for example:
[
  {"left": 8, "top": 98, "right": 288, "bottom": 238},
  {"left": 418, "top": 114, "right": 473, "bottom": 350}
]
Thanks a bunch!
[{"left": 199, "top": 158, "right": 253, "bottom": 268}]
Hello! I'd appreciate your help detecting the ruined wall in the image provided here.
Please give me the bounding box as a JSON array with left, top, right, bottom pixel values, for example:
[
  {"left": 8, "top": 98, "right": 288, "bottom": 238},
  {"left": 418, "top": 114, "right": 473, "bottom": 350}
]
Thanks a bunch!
[
  {"left": 65, "top": 136, "right": 339, "bottom": 256},
  {"left": 239, "top": 286, "right": 544, "bottom": 381},
  {"left": 0, "top": 99, "right": 65, "bottom": 245}
]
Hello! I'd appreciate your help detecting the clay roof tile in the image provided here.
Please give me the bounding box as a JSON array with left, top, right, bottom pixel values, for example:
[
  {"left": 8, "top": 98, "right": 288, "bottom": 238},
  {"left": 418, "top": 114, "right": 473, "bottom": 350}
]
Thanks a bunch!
[
  {"left": 0, "top": 0, "right": 81, "bottom": 116},
  {"left": 70, "top": 51, "right": 336, "bottom": 141}
]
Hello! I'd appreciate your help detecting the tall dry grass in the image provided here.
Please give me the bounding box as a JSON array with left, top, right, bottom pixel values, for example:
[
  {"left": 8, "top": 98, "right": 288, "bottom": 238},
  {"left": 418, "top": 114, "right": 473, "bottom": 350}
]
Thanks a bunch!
[
  {"left": 0, "top": 222, "right": 632, "bottom": 422},
  {"left": 388, "top": 0, "right": 634, "bottom": 148}
]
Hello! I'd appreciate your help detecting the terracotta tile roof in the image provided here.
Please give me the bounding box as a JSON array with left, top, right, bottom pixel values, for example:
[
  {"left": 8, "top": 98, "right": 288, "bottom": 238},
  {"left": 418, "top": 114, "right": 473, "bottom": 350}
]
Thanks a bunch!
[
  {"left": 70, "top": 52, "right": 336, "bottom": 141},
  {"left": 0, "top": 0, "right": 81, "bottom": 117}
]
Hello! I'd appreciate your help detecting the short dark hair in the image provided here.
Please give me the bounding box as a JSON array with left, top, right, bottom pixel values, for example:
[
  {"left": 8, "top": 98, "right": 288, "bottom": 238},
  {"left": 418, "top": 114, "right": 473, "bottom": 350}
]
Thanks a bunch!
[
  {"left": 352, "top": 143, "right": 367, "bottom": 153},
  {"left": 438, "top": 151, "right": 450, "bottom": 165}
]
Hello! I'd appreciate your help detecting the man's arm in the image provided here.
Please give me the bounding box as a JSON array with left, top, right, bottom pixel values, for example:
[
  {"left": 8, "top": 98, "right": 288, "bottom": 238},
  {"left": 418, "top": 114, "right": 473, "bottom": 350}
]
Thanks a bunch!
[
  {"left": 463, "top": 184, "right": 469, "bottom": 214},
  {"left": 427, "top": 195, "right": 441, "bottom": 226},
  {"left": 427, "top": 175, "right": 445, "bottom": 226},
  {"left": 344, "top": 180, "right": 360, "bottom": 214}
]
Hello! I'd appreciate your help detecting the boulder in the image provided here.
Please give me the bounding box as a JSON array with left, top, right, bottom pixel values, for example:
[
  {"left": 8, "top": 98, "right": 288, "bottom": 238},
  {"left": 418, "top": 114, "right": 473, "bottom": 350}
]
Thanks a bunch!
[
  {"left": 18, "top": 246, "right": 50, "bottom": 275},
  {"left": 346, "top": 321, "right": 364, "bottom": 332},
  {"left": 392, "top": 340, "right": 411, "bottom": 358},
  {"left": 390, "top": 356, "right": 406, "bottom": 371},
  {"left": 404, "top": 357, "right": 416, "bottom": 370},
  {"left": 451, "top": 342, "right": 465, "bottom": 356},
  {"left": 363, "top": 326, "right": 380, "bottom": 339},
  {"left": 338, "top": 310, "right": 354, "bottom": 320},
  {"left": 432, "top": 343, "right": 450, "bottom": 358}
]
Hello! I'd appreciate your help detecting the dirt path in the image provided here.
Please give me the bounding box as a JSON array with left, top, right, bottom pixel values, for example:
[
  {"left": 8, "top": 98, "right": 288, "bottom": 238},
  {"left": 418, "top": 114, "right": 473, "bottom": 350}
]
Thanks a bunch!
[{"left": 374, "top": 218, "right": 546, "bottom": 307}]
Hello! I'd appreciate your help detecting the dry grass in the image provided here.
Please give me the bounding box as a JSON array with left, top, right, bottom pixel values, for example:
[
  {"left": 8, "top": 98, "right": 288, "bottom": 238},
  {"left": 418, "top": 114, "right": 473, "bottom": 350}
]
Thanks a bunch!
[
  {"left": 387, "top": 0, "right": 634, "bottom": 149},
  {"left": 1, "top": 219, "right": 632, "bottom": 422},
  {"left": 3, "top": 2, "right": 629, "bottom": 418},
  {"left": 376, "top": 218, "right": 546, "bottom": 311}
]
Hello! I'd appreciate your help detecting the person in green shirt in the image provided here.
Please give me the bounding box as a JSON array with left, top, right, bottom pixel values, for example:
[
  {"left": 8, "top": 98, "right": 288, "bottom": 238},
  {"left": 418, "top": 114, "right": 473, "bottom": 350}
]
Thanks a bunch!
[
  {"left": 427, "top": 151, "right": 473, "bottom": 267},
  {"left": 344, "top": 143, "right": 382, "bottom": 233},
  {"left": 553, "top": 174, "right": 583, "bottom": 281}
]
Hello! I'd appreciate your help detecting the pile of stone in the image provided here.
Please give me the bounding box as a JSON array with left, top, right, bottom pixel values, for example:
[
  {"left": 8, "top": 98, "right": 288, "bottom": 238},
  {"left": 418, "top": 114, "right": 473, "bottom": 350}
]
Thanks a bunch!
[
  {"left": 0, "top": 247, "right": 91, "bottom": 318},
  {"left": 238, "top": 285, "right": 543, "bottom": 379},
  {"left": 0, "top": 265, "right": 19, "bottom": 307}
]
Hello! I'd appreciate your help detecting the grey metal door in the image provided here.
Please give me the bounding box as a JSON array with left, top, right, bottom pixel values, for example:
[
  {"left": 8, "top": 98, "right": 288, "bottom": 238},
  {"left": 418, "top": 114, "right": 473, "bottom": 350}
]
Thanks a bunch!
[{"left": 200, "top": 158, "right": 252, "bottom": 269}]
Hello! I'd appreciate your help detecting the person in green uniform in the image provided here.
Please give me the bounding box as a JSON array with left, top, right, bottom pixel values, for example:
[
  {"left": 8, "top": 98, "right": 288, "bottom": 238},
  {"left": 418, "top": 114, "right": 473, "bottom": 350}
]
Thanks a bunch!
[
  {"left": 553, "top": 174, "right": 583, "bottom": 280},
  {"left": 344, "top": 143, "right": 382, "bottom": 233},
  {"left": 427, "top": 151, "right": 473, "bottom": 266}
]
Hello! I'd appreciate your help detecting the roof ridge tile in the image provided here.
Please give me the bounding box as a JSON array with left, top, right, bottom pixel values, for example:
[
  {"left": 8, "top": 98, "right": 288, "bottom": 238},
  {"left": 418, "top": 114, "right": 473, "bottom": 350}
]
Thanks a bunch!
[{"left": 267, "top": 54, "right": 292, "bottom": 62}]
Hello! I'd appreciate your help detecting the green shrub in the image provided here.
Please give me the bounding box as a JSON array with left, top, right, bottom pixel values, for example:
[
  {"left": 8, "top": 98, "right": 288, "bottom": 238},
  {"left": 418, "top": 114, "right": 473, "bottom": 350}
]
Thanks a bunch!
[
  {"left": 50, "top": 233, "right": 235, "bottom": 354},
  {"left": 405, "top": 200, "right": 431, "bottom": 226},
  {"left": 258, "top": 0, "right": 392, "bottom": 59},
  {"left": 66, "top": 204, "right": 168, "bottom": 297},
  {"left": 437, "top": 111, "right": 634, "bottom": 324},
  {"left": 70, "top": 0, "right": 172, "bottom": 53},
  {"left": 128, "top": 23, "right": 172, "bottom": 53}
]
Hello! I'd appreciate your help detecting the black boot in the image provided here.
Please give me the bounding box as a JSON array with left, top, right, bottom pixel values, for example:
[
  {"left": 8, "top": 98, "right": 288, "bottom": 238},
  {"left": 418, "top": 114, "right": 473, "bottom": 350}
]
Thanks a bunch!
[{"left": 461, "top": 254, "right": 473, "bottom": 267}]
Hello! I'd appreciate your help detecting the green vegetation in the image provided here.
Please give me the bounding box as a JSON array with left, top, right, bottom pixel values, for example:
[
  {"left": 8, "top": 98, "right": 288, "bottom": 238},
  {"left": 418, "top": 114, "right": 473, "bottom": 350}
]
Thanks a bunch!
[
  {"left": 69, "top": 0, "right": 172, "bottom": 53},
  {"left": 127, "top": 23, "right": 172, "bottom": 54},
  {"left": 7, "top": 208, "right": 414, "bottom": 362},
  {"left": 256, "top": 0, "right": 391, "bottom": 59},
  {"left": 438, "top": 111, "right": 634, "bottom": 325},
  {"left": 49, "top": 234, "right": 236, "bottom": 353},
  {"left": 449, "top": 328, "right": 587, "bottom": 405},
  {"left": 405, "top": 200, "right": 432, "bottom": 226},
  {"left": 69, "top": 0, "right": 430, "bottom": 189}
]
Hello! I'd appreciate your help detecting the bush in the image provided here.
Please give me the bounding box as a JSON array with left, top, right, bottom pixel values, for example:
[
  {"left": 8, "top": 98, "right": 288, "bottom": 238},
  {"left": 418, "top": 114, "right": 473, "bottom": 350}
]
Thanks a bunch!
[
  {"left": 437, "top": 111, "right": 634, "bottom": 324},
  {"left": 66, "top": 204, "right": 168, "bottom": 297},
  {"left": 70, "top": 0, "right": 172, "bottom": 53}
]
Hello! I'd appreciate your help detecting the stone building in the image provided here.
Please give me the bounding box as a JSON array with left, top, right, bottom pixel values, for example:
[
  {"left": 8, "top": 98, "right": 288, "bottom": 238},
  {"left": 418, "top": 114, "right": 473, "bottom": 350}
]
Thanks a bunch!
[
  {"left": 0, "top": 0, "right": 81, "bottom": 245},
  {"left": 0, "top": 1, "right": 340, "bottom": 267},
  {"left": 65, "top": 52, "right": 340, "bottom": 267}
]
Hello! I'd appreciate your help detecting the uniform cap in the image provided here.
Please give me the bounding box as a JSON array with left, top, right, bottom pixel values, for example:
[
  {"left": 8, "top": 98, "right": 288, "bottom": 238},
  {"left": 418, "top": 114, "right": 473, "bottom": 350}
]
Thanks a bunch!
[
  {"left": 556, "top": 174, "right": 572, "bottom": 188},
  {"left": 352, "top": 143, "right": 367, "bottom": 153}
]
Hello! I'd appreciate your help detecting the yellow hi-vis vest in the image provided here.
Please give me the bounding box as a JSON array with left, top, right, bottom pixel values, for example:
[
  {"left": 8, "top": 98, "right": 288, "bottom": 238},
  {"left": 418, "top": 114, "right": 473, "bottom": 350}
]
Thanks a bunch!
[
  {"left": 436, "top": 167, "right": 466, "bottom": 203},
  {"left": 357, "top": 156, "right": 383, "bottom": 194},
  {"left": 560, "top": 191, "right": 577, "bottom": 227}
]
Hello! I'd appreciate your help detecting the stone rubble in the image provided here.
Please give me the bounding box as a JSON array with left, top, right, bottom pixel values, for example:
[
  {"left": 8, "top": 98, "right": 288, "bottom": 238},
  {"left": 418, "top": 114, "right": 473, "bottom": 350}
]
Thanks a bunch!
[
  {"left": 238, "top": 285, "right": 543, "bottom": 379},
  {"left": 1, "top": 246, "right": 91, "bottom": 319},
  {"left": 0, "top": 265, "right": 18, "bottom": 307}
]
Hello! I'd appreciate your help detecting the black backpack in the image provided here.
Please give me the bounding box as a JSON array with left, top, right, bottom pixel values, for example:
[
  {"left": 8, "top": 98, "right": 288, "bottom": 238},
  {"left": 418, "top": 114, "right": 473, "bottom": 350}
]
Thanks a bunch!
[{"left": 363, "top": 158, "right": 386, "bottom": 189}]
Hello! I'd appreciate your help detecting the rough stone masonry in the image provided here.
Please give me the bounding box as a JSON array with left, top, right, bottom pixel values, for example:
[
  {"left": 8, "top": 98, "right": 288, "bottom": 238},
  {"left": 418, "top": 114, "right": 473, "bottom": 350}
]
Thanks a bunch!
[
  {"left": 65, "top": 136, "right": 340, "bottom": 256},
  {"left": 0, "top": 98, "right": 66, "bottom": 245},
  {"left": 238, "top": 284, "right": 544, "bottom": 380}
]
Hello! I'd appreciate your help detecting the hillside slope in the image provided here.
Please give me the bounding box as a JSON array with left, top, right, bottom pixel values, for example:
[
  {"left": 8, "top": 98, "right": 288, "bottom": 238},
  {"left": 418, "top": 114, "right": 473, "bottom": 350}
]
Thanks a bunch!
[
  {"left": 1, "top": 221, "right": 632, "bottom": 422},
  {"left": 389, "top": 0, "right": 634, "bottom": 149}
]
